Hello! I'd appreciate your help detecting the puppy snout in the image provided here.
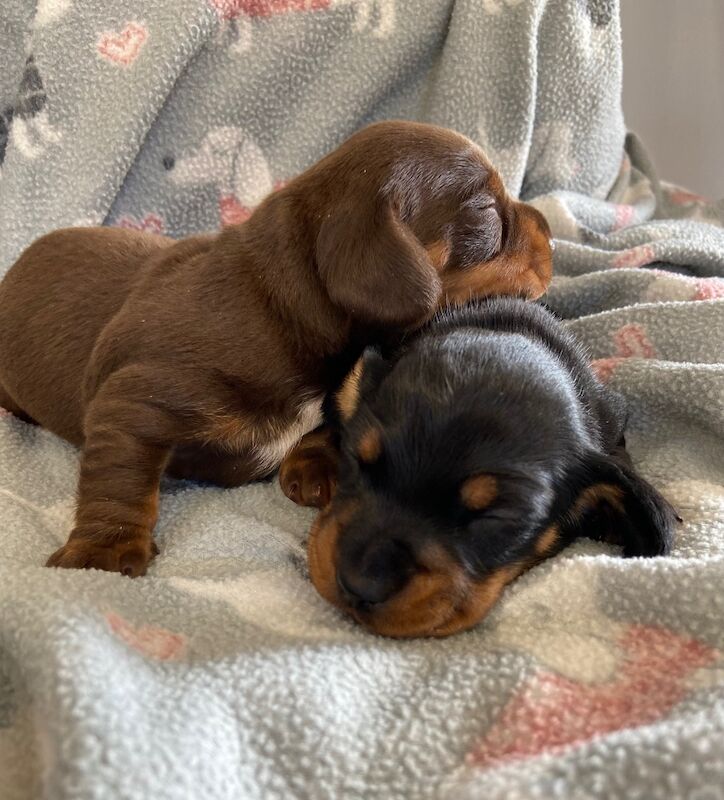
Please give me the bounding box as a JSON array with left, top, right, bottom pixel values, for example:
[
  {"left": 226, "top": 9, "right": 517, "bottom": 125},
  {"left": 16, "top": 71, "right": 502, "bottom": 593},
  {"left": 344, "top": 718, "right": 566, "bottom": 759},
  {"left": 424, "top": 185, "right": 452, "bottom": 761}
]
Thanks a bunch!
[{"left": 337, "top": 538, "right": 414, "bottom": 608}]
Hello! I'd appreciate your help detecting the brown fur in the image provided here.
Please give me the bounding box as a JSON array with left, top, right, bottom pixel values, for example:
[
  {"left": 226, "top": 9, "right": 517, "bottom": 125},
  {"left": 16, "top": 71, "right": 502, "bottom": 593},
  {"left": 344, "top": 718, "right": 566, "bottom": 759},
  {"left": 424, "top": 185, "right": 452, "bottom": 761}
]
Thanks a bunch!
[
  {"left": 0, "top": 121, "right": 553, "bottom": 576},
  {"left": 277, "top": 426, "right": 338, "bottom": 508}
]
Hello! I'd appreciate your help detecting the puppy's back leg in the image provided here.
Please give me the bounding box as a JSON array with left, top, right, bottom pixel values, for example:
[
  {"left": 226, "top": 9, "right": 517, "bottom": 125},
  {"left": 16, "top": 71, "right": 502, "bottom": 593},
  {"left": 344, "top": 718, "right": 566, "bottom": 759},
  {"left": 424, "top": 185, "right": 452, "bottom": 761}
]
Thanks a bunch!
[{"left": 46, "top": 366, "right": 192, "bottom": 577}]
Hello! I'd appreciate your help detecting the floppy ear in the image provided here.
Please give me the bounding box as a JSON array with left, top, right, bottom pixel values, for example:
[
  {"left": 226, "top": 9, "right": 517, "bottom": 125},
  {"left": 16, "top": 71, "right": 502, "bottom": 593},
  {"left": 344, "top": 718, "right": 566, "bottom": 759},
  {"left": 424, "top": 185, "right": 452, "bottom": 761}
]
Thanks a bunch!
[
  {"left": 555, "top": 450, "right": 678, "bottom": 557},
  {"left": 316, "top": 198, "right": 442, "bottom": 329}
]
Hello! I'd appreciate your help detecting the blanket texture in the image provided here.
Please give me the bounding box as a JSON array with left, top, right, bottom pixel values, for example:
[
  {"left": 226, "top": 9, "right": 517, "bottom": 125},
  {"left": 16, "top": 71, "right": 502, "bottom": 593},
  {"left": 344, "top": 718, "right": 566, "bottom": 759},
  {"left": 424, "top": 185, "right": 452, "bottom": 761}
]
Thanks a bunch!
[{"left": 1, "top": 1, "right": 723, "bottom": 798}]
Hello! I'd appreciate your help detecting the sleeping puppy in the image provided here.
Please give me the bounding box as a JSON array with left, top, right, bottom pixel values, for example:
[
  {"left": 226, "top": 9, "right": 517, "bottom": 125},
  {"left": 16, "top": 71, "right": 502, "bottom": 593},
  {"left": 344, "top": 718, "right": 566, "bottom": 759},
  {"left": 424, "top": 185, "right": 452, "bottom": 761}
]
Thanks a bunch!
[
  {"left": 0, "top": 121, "right": 553, "bottom": 576},
  {"left": 279, "top": 298, "right": 678, "bottom": 638}
]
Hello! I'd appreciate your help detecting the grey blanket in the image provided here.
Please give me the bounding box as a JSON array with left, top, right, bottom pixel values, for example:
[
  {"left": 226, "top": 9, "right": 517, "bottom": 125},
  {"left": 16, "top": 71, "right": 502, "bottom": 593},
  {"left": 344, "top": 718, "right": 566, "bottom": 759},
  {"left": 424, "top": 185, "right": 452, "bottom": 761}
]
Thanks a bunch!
[{"left": 1, "top": 1, "right": 723, "bottom": 798}]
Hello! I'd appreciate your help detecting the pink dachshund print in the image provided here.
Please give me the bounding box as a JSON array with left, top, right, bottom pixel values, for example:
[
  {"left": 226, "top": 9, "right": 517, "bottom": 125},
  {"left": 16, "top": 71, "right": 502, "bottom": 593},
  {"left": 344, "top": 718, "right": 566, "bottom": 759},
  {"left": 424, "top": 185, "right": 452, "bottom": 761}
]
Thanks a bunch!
[
  {"left": 4, "top": 56, "right": 62, "bottom": 163},
  {"left": 467, "top": 624, "right": 717, "bottom": 768},
  {"left": 106, "top": 612, "right": 186, "bottom": 660},
  {"left": 641, "top": 269, "right": 724, "bottom": 303},
  {"left": 456, "top": 570, "right": 723, "bottom": 773},
  {"left": 694, "top": 278, "right": 724, "bottom": 300},
  {"left": 591, "top": 323, "right": 656, "bottom": 382},
  {"left": 611, "top": 203, "right": 636, "bottom": 231},
  {"left": 117, "top": 212, "right": 166, "bottom": 235},
  {"left": 612, "top": 244, "right": 656, "bottom": 269},
  {"left": 212, "top": 0, "right": 329, "bottom": 16},
  {"left": 666, "top": 185, "right": 708, "bottom": 207},
  {"left": 165, "top": 126, "right": 274, "bottom": 227},
  {"left": 210, "top": 0, "right": 395, "bottom": 52}
]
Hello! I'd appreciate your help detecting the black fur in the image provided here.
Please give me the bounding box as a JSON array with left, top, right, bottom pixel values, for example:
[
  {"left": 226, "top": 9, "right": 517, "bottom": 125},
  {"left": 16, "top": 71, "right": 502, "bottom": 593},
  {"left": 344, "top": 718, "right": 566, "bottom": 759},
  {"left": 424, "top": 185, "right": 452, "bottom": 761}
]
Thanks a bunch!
[{"left": 329, "top": 298, "right": 676, "bottom": 595}]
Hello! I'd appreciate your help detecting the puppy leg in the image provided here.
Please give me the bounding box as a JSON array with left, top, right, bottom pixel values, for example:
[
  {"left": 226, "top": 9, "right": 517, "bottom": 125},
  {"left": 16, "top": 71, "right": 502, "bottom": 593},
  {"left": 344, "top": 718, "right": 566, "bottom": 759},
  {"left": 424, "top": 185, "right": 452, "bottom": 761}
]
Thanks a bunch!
[
  {"left": 279, "top": 426, "right": 339, "bottom": 509},
  {"left": 46, "top": 369, "right": 187, "bottom": 577},
  {"left": 167, "top": 443, "right": 270, "bottom": 487}
]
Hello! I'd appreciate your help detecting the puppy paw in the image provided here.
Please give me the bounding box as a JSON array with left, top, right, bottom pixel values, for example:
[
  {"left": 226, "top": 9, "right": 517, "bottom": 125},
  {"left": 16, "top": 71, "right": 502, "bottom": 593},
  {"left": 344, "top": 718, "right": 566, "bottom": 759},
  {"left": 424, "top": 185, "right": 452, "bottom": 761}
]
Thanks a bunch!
[
  {"left": 46, "top": 536, "right": 158, "bottom": 577},
  {"left": 280, "top": 452, "right": 337, "bottom": 509}
]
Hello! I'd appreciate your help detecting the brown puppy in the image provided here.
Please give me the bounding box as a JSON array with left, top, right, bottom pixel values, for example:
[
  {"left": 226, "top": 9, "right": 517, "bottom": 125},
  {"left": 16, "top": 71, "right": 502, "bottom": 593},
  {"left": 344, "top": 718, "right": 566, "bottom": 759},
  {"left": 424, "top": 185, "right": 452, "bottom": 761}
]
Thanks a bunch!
[{"left": 0, "top": 120, "right": 553, "bottom": 577}]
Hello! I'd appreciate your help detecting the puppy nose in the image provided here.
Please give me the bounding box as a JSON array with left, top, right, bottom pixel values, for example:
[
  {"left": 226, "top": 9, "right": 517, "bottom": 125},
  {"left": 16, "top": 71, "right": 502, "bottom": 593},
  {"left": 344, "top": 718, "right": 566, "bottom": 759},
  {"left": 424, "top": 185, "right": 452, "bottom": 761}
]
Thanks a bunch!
[
  {"left": 337, "top": 570, "right": 396, "bottom": 607},
  {"left": 162, "top": 155, "right": 175, "bottom": 171},
  {"left": 337, "top": 540, "right": 413, "bottom": 607}
]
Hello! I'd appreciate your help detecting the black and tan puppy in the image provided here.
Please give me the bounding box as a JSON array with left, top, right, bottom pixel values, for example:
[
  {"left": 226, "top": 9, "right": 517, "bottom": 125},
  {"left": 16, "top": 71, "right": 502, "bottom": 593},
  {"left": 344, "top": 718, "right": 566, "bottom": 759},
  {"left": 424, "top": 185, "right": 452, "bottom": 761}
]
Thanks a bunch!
[{"left": 280, "top": 298, "right": 678, "bottom": 638}]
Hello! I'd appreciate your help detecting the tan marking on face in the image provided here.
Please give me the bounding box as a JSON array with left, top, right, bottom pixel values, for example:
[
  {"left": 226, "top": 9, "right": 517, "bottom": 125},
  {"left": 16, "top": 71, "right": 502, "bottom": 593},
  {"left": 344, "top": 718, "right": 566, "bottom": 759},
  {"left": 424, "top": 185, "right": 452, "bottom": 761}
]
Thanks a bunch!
[
  {"left": 535, "top": 524, "right": 560, "bottom": 556},
  {"left": 359, "top": 542, "right": 467, "bottom": 638},
  {"left": 308, "top": 505, "right": 535, "bottom": 639},
  {"left": 571, "top": 484, "right": 625, "bottom": 519},
  {"left": 441, "top": 202, "right": 553, "bottom": 303},
  {"left": 460, "top": 474, "right": 498, "bottom": 511},
  {"left": 428, "top": 563, "right": 527, "bottom": 638},
  {"left": 426, "top": 239, "right": 452, "bottom": 271},
  {"left": 357, "top": 428, "right": 382, "bottom": 464},
  {"left": 312, "top": 525, "right": 528, "bottom": 638},
  {"left": 335, "top": 358, "right": 364, "bottom": 421},
  {"left": 307, "top": 507, "right": 345, "bottom": 607}
]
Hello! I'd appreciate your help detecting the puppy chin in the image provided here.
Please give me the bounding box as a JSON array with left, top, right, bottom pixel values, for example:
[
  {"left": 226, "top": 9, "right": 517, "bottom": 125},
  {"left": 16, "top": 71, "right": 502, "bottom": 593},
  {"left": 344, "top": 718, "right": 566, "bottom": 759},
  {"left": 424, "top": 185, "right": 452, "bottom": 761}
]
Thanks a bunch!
[
  {"left": 308, "top": 507, "right": 526, "bottom": 638},
  {"left": 357, "top": 562, "right": 526, "bottom": 639}
]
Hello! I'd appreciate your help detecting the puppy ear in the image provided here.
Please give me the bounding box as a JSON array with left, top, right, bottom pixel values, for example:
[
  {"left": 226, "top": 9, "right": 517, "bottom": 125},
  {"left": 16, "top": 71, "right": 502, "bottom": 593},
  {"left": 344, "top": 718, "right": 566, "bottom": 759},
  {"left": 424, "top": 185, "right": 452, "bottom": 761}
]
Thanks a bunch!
[
  {"left": 555, "top": 450, "right": 677, "bottom": 557},
  {"left": 316, "top": 199, "right": 442, "bottom": 329},
  {"left": 448, "top": 197, "right": 504, "bottom": 267},
  {"left": 333, "top": 347, "right": 391, "bottom": 422},
  {"left": 357, "top": 347, "right": 392, "bottom": 395}
]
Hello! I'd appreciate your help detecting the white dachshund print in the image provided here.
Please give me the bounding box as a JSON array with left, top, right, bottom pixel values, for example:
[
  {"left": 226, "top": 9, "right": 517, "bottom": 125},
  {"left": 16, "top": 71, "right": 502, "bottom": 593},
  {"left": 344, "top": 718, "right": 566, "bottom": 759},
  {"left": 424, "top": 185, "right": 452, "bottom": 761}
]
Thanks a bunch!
[
  {"left": 32, "top": 0, "right": 72, "bottom": 29},
  {"left": 165, "top": 126, "right": 274, "bottom": 226},
  {"left": 481, "top": 0, "right": 524, "bottom": 14},
  {"left": 6, "top": 56, "right": 62, "bottom": 162}
]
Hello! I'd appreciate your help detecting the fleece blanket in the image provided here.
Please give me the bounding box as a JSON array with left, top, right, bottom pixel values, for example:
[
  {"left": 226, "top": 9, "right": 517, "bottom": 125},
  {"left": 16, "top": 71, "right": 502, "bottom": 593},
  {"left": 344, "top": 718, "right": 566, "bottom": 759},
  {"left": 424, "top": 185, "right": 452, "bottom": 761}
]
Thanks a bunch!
[{"left": 1, "top": 1, "right": 724, "bottom": 798}]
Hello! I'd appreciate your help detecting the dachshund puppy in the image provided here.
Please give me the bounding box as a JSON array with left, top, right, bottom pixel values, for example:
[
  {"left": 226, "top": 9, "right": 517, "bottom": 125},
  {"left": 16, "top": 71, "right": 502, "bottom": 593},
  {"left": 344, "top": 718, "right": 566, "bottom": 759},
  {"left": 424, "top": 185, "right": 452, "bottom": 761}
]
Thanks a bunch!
[
  {"left": 0, "top": 121, "right": 553, "bottom": 576},
  {"left": 279, "top": 298, "right": 678, "bottom": 638}
]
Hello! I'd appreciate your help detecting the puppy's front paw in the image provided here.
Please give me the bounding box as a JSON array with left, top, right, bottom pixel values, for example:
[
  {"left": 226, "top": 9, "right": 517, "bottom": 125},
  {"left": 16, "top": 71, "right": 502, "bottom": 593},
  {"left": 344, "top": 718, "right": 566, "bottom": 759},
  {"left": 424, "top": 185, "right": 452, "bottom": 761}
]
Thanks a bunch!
[
  {"left": 280, "top": 451, "right": 337, "bottom": 509},
  {"left": 46, "top": 536, "right": 159, "bottom": 577}
]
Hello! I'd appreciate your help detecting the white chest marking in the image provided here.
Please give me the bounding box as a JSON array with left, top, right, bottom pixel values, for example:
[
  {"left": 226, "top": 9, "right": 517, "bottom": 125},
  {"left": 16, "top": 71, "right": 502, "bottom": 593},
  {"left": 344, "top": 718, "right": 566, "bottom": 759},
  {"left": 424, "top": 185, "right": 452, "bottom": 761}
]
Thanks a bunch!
[{"left": 252, "top": 396, "right": 324, "bottom": 474}]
